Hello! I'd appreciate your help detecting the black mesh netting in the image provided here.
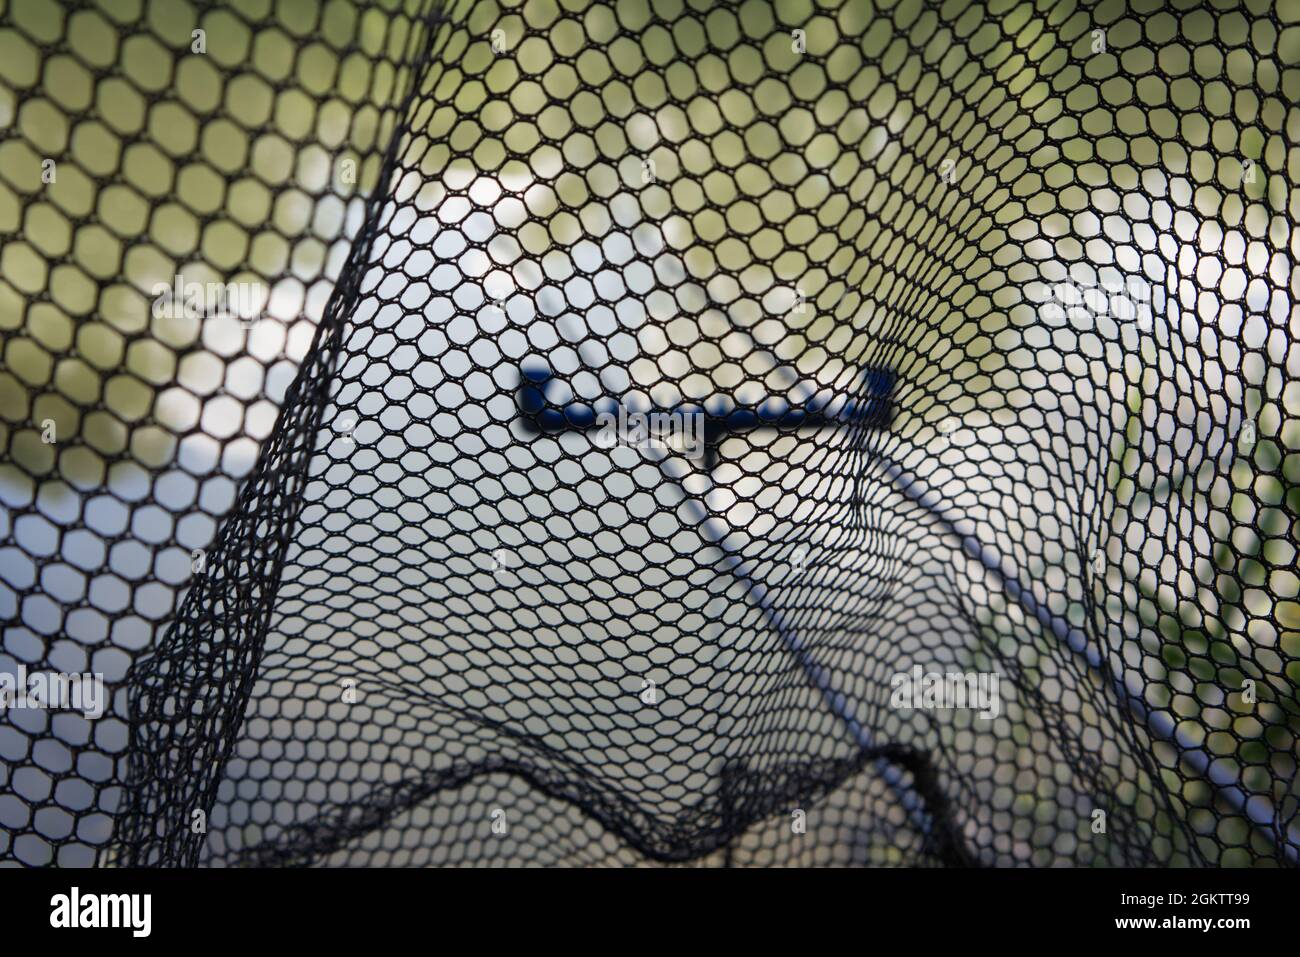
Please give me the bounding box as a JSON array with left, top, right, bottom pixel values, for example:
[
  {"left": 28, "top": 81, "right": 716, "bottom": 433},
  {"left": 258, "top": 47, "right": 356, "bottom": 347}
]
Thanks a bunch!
[{"left": 0, "top": 0, "right": 1297, "bottom": 868}]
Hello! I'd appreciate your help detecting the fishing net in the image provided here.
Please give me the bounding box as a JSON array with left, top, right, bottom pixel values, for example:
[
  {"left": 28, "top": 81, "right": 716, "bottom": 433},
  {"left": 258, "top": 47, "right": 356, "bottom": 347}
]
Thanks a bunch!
[{"left": 0, "top": 0, "right": 1297, "bottom": 868}]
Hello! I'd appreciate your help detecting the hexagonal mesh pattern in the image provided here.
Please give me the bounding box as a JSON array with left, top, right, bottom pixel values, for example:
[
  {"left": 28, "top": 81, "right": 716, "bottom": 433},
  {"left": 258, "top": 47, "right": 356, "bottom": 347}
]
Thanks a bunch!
[{"left": 1, "top": 0, "right": 1297, "bottom": 867}]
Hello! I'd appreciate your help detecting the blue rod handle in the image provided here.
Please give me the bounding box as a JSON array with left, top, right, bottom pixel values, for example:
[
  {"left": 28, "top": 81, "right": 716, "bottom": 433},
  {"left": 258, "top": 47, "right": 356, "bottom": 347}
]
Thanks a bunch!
[{"left": 515, "top": 362, "right": 897, "bottom": 434}]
